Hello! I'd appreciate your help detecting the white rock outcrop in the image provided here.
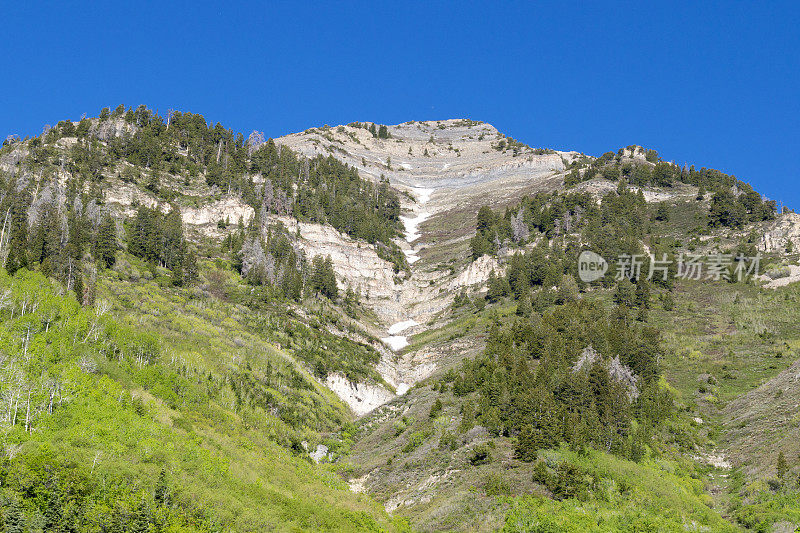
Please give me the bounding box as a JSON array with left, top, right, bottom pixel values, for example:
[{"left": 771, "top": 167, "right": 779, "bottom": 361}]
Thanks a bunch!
[
  {"left": 449, "top": 254, "right": 503, "bottom": 290},
  {"left": 268, "top": 216, "right": 400, "bottom": 301},
  {"left": 760, "top": 213, "right": 800, "bottom": 253},
  {"left": 182, "top": 197, "right": 255, "bottom": 227},
  {"left": 325, "top": 373, "right": 395, "bottom": 416}
]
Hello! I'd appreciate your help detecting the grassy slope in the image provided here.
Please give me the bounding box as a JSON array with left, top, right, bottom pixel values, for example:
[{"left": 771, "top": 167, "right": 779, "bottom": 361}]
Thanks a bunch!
[{"left": 0, "top": 268, "right": 405, "bottom": 532}]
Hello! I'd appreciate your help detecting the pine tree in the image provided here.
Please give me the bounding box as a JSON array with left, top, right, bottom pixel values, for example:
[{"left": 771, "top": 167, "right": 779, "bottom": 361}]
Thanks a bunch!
[
  {"left": 516, "top": 296, "right": 532, "bottom": 317},
  {"left": 777, "top": 451, "right": 788, "bottom": 480},
  {"left": 73, "top": 271, "right": 85, "bottom": 303},
  {"left": 486, "top": 271, "right": 510, "bottom": 303},
  {"left": 162, "top": 205, "right": 185, "bottom": 271},
  {"left": 515, "top": 424, "right": 539, "bottom": 462},
  {"left": 5, "top": 190, "right": 31, "bottom": 274},
  {"left": 44, "top": 485, "right": 63, "bottom": 531},
  {"left": 654, "top": 202, "right": 670, "bottom": 221},
  {"left": 429, "top": 398, "right": 443, "bottom": 419},
  {"left": 94, "top": 215, "right": 117, "bottom": 267}
]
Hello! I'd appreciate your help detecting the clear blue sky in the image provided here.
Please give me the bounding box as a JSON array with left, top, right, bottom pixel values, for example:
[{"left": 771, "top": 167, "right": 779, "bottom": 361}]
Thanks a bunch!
[{"left": 2, "top": 1, "right": 798, "bottom": 207}]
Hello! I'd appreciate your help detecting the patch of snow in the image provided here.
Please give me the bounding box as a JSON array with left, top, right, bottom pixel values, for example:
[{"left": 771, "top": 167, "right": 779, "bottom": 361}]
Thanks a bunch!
[
  {"left": 400, "top": 163, "right": 413, "bottom": 170},
  {"left": 400, "top": 211, "right": 431, "bottom": 243},
  {"left": 388, "top": 320, "right": 419, "bottom": 335},
  {"left": 404, "top": 249, "right": 420, "bottom": 264},
  {"left": 411, "top": 187, "right": 434, "bottom": 205},
  {"left": 396, "top": 383, "right": 410, "bottom": 395},
  {"left": 381, "top": 335, "right": 409, "bottom": 351}
]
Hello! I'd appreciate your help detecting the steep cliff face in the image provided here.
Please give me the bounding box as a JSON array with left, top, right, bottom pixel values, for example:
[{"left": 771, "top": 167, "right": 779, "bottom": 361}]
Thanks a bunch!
[
  {"left": 760, "top": 213, "right": 800, "bottom": 253},
  {"left": 267, "top": 215, "right": 401, "bottom": 301},
  {"left": 448, "top": 254, "right": 503, "bottom": 291}
]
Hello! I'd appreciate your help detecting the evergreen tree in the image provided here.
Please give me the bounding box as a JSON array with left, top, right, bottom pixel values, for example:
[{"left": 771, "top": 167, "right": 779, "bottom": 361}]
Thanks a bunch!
[
  {"left": 310, "top": 255, "right": 338, "bottom": 300},
  {"left": 154, "top": 469, "right": 170, "bottom": 506},
  {"left": 516, "top": 296, "right": 532, "bottom": 317},
  {"left": 44, "top": 485, "right": 63, "bottom": 531},
  {"left": 429, "top": 398, "right": 443, "bottom": 419},
  {"left": 654, "top": 202, "right": 670, "bottom": 222},
  {"left": 777, "top": 451, "right": 788, "bottom": 480},
  {"left": 73, "top": 270, "right": 85, "bottom": 303},
  {"left": 5, "top": 190, "right": 31, "bottom": 274},
  {"left": 94, "top": 215, "right": 117, "bottom": 267},
  {"left": 486, "top": 271, "right": 510, "bottom": 303},
  {"left": 515, "top": 424, "right": 539, "bottom": 462}
]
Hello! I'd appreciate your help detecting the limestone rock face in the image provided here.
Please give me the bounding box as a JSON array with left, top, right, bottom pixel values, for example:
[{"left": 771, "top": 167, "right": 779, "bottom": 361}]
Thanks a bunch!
[
  {"left": 759, "top": 213, "right": 800, "bottom": 253},
  {"left": 325, "top": 373, "right": 395, "bottom": 416},
  {"left": 103, "top": 182, "right": 160, "bottom": 215},
  {"left": 0, "top": 145, "right": 29, "bottom": 173},
  {"left": 449, "top": 254, "right": 502, "bottom": 290},
  {"left": 275, "top": 120, "right": 570, "bottom": 203},
  {"left": 182, "top": 197, "right": 255, "bottom": 228},
  {"left": 267, "top": 216, "right": 400, "bottom": 302},
  {"left": 309, "top": 444, "right": 329, "bottom": 463},
  {"left": 91, "top": 118, "right": 138, "bottom": 142}
]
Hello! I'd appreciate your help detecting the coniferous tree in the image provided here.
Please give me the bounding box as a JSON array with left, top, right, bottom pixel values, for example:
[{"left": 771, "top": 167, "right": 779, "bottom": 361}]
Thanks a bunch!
[
  {"left": 183, "top": 247, "right": 199, "bottom": 284},
  {"left": 73, "top": 270, "right": 85, "bottom": 303},
  {"left": 94, "top": 215, "right": 117, "bottom": 268},
  {"left": 515, "top": 424, "right": 539, "bottom": 462},
  {"left": 654, "top": 202, "right": 670, "bottom": 221},
  {"left": 486, "top": 271, "right": 511, "bottom": 303},
  {"left": 777, "top": 452, "right": 788, "bottom": 480},
  {"left": 5, "top": 190, "right": 31, "bottom": 274},
  {"left": 154, "top": 469, "right": 170, "bottom": 506},
  {"left": 310, "top": 255, "right": 338, "bottom": 300}
]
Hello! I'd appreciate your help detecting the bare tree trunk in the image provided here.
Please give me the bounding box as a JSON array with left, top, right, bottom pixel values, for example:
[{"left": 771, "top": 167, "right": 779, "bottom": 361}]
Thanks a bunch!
[{"left": 24, "top": 389, "right": 31, "bottom": 432}]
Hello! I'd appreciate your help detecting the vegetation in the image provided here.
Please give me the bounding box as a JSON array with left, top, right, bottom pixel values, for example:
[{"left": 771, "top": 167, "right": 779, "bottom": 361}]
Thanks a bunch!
[
  {"left": 0, "top": 269, "right": 401, "bottom": 530},
  {"left": 2, "top": 107, "right": 797, "bottom": 531}
]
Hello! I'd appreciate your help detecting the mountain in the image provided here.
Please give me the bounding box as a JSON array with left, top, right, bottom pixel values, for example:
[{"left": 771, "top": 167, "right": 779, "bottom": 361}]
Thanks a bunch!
[{"left": 0, "top": 106, "right": 799, "bottom": 531}]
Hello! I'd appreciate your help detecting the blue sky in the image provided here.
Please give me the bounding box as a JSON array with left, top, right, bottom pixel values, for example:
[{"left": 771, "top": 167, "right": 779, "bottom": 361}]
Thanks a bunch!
[{"left": 2, "top": 1, "right": 798, "bottom": 207}]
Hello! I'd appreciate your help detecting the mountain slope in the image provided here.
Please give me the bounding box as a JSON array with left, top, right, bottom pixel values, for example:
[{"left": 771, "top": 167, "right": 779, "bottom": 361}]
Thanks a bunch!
[{"left": 2, "top": 107, "right": 800, "bottom": 531}]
